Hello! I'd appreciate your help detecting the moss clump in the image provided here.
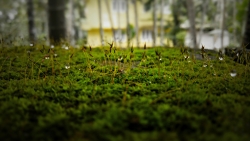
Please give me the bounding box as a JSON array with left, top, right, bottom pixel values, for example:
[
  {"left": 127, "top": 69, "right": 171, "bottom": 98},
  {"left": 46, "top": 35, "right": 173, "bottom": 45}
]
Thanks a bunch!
[{"left": 0, "top": 43, "right": 250, "bottom": 141}]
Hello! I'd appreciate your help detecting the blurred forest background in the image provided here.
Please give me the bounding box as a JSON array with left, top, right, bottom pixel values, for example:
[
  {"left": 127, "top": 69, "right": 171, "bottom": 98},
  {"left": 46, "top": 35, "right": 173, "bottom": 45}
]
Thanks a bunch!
[{"left": 0, "top": 0, "right": 249, "bottom": 49}]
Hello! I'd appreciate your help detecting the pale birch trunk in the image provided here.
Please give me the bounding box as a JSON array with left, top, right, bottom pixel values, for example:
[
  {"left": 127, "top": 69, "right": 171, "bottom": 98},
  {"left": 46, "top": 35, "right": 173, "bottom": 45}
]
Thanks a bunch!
[
  {"left": 160, "top": 0, "right": 164, "bottom": 47},
  {"left": 98, "top": 0, "right": 104, "bottom": 46},
  {"left": 232, "top": 0, "right": 237, "bottom": 46},
  {"left": 117, "top": 0, "right": 121, "bottom": 47},
  {"left": 67, "top": 0, "right": 75, "bottom": 45},
  {"left": 133, "top": 0, "right": 139, "bottom": 47},
  {"left": 153, "top": 0, "right": 158, "bottom": 47},
  {"left": 126, "top": 0, "right": 130, "bottom": 47},
  {"left": 105, "top": 0, "right": 115, "bottom": 39},
  {"left": 198, "top": 0, "right": 207, "bottom": 47},
  {"left": 186, "top": 0, "right": 197, "bottom": 49},
  {"left": 220, "top": 0, "right": 225, "bottom": 51}
]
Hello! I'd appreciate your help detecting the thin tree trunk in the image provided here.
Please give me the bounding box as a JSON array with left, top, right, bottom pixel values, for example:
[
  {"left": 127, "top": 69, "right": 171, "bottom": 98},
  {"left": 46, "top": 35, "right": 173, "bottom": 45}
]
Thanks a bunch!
[
  {"left": 133, "top": 0, "right": 139, "bottom": 47},
  {"left": 68, "top": 0, "right": 75, "bottom": 45},
  {"left": 232, "top": 0, "right": 237, "bottom": 46},
  {"left": 98, "top": 0, "right": 104, "bottom": 46},
  {"left": 242, "top": 0, "right": 250, "bottom": 49},
  {"left": 186, "top": 0, "right": 197, "bottom": 49},
  {"left": 153, "top": 0, "right": 158, "bottom": 47},
  {"left": 117, "top": 0, "right": 121, "bottom": 47},
  {"left": 160, "top": 0, "right": 164, "bottom": 47},
  {"left": 172, "top": 0, "right": 180, "bottom": 46},
  {"left": 126, "top": 0, "right": 130, "bottom": 47},
  {"left": 198, "top": 0, "right": 207, "bottom": 47},
  {"left": 48, "top": 0, "right": 66, "bottom": 44},
  {"left": 220, "top": 0, "right": 225, "bottom": 51},
  {"left": 27, "top": 0, "right": 36, "bottom": 43},
  {"left": 105, "top": 0, "right": 115, "bottom": 38}
]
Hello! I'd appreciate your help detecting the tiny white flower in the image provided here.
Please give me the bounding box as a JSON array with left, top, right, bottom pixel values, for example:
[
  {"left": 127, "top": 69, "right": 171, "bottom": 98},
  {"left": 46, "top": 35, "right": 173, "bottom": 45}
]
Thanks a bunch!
[
  {"left": 118, "top": 57, "right": 123, "bottom": 61},
  {"left": 219, "top": 57, "right": 223, "bottom": 61},
  {"left": 230, "top": 70, "right": 237, "bottom": 77},
  {"left": 184, "top": 55, "right": 189, "bottom": 59},
  {"left": 65, "top": 64, "right": 70, "bottom": 69}
]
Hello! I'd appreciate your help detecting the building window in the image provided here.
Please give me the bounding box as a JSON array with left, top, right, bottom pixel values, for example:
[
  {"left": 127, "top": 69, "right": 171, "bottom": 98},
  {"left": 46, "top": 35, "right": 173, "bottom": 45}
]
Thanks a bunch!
[
  {"left": 112, "top": 0, "right": 126, "bottom": 12},
  {"left": 114, "top": 29, "right": 126, "bottom": 42},
  {"left": 141, "top": 30, "right": 153, "bottom": 42}
]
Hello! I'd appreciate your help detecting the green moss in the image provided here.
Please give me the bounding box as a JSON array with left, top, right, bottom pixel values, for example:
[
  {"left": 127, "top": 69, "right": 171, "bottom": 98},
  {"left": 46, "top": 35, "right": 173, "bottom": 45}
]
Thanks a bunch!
[{"left": 0, "top": 44, "right": 250, "bottom": 141}]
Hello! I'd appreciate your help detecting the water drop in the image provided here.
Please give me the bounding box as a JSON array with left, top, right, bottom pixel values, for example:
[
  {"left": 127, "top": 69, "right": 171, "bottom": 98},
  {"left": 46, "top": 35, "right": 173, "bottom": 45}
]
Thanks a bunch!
[
  {"left": 118, "top": 56, "right": 123, "bottom": 61},
  {"left": 203, "top": 64, "right": 207, "bottom": 67},
  {"left": 184, "top": 55, "right": 189, "bottom": 59},
  {"left": 65, "top": 64, "right": 70, "bottom": 69},
  {"left": 230, "top": 70, "right": 237, "bottom": 77}
]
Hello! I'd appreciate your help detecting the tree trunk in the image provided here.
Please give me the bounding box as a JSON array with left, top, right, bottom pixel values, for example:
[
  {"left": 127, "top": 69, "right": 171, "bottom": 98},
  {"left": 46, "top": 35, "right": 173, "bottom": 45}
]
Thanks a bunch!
[
  {"left": 172, "top": 0, "right": 180, "bottom": 46},
  {"left": 160, "top": 0, "right": 164, "bottom": 47},
  {"left": 98, "top": 0, "right": 104, "bottom": 46},
  {"left": 153, "top": 0, "right": 158, "bottom": 47},
  {"left": 220, "top": 0, "right": 225, "bottom": 51},
  {"left": 27, "top": 0, "right": 36, "bottom": 43},
  {"left": 126, "top": 0, "right": 130, "bottom": 47},
  {"left": 133, "top": 0, "right": 139, "bottom": 47},
  {"left": 68, "top": 0, "right": 75, "bottom": 45},
  {"left": 186, "top": 0, "right": 197, "bottom": 48},
  {"left": 232, "top": 0, "right": 237, "bottom": 46},
  {"left": 117, "top": 0, "right": 121, "bottom": 47},
  {"left": 242, "top": 0, "right": 250, "bottom": 49},
  {"left": 105, "top": 0, "right": 115, "bottom": 39},
  {"left": 48, "top": 0, "right": 66, "bottom": 44},
  {"left": 198, "top": 0, "right": 207, "bottom": 47}
]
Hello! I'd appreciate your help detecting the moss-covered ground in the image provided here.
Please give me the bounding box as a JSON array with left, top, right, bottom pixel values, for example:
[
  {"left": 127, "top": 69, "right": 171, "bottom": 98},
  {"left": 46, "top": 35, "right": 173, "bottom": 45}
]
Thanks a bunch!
[{"left": 0, "top": 44, "right": 250, "bottom": 141}]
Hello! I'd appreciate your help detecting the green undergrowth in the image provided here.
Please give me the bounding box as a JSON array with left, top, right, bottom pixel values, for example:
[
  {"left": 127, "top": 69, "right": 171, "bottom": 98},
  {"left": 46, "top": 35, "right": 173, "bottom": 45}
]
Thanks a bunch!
[{"left": 0, "top": 43, "right": 250, "bottom": 141}]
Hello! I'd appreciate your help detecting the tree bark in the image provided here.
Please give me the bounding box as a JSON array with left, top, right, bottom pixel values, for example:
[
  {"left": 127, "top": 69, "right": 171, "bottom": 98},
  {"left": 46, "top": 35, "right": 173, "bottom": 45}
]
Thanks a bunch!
[
  {"left": 198, "top": 0, "right": 207, "bottom": 47},
  {"left": 105, "top": 0, "right": 115, "bottom": 39},
  {"left": 186, "top": 0, "right": 197, "bottom": 48},
  {"left": 98, "top": 0, "right": 104, "bottom": 46},
  {"left": 133, "top": 0, "right": 139, "bottom": 47},
  {"left": 153, "top": 0, "right": 158, "bottom": 47},
  {"left": 242, "top": 0, "right": 250, "bottom": 49},
  {"left": 220, "top": 0, "right": 225, "bottom": 51},
  {"left": 48, "top": 0, "right": 66, "bottom": 44},
  {"left": 126, "top": 0, "right": 130, "bottom": 47},
  {"left": 27, "top": 0, "right": 36, "bottom": 43},
  {"left": 160, "top": 0, "right": 164, "bottom": 47},
  {"left": 172, "top": 0, "right": 180, "bottom": 46}
]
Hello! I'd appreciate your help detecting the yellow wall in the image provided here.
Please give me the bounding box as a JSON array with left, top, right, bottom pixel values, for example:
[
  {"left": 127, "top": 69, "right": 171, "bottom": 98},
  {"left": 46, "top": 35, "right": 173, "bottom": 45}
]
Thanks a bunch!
[{"left": 82, "top": 0, "right": 173, "bottom": 47}]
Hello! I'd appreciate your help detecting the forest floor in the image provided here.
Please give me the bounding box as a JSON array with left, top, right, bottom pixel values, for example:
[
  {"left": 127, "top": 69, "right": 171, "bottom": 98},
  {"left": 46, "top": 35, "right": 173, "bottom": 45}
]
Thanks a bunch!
[{"left": 0, "top": 44, "right": 250, "bottom": 141}]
